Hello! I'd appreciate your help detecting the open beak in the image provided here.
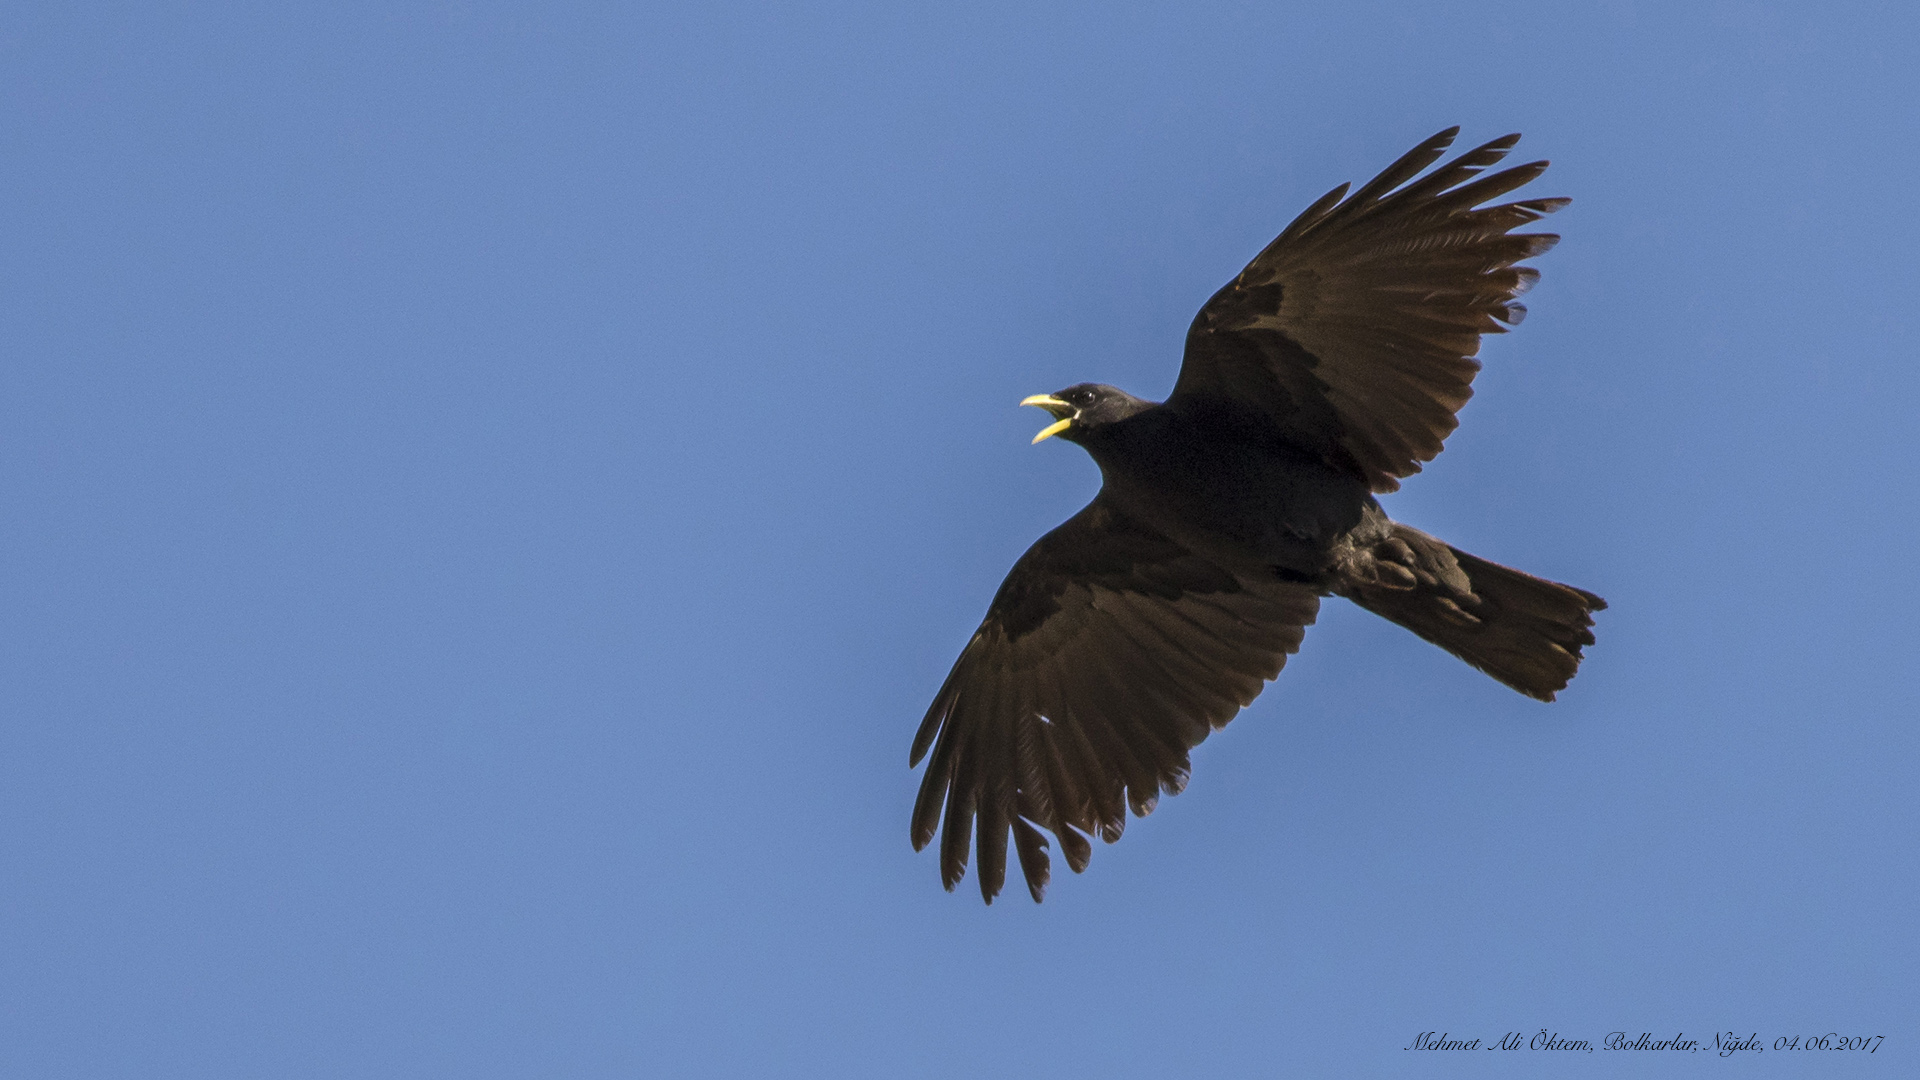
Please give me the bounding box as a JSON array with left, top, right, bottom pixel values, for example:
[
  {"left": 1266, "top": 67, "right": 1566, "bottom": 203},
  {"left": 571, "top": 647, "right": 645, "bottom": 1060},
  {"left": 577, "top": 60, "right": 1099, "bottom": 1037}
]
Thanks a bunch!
[{"left": 1020, "top": 394, "right": 1074, "bottom": 444}]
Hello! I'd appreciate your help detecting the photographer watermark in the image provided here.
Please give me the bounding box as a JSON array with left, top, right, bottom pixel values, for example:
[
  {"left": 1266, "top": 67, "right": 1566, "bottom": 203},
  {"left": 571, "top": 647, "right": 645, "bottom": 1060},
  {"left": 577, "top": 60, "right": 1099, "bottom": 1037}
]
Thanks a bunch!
[{"left": 1404, "top": 1030, "right": 1884, "bottom": 1056}]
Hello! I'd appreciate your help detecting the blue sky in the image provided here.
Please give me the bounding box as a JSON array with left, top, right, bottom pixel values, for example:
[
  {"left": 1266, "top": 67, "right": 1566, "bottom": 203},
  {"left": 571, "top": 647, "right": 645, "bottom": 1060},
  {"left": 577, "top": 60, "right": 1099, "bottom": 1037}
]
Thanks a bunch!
[{"left": 3, "top": 2, "right": 1915, "bottom": 1076}]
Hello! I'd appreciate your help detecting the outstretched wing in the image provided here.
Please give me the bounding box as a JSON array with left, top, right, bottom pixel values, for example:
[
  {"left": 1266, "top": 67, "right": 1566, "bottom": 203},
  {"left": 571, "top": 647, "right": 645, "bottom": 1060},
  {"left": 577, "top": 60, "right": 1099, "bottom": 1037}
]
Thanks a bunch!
[
  {"left": 910, "top": 495, "right": 1319, "bottom": 903},
  {"left": 1171, "top": 128, "right": 1566, "bottom": 493}
]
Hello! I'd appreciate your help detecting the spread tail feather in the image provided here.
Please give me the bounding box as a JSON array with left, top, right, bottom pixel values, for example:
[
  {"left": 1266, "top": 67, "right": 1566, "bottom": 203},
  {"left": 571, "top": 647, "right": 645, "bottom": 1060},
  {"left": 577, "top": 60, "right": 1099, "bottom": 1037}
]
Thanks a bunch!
[{"left": 1337, "top": 524, "right": 1605, "bottom": 701}]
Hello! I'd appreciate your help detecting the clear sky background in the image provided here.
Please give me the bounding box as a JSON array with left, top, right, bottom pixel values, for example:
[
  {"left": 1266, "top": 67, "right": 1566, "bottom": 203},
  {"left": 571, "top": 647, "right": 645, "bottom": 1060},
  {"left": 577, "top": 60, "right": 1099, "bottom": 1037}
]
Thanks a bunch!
[{"left": 3, "top": 2, "right": 1915, "bottom": 1077}]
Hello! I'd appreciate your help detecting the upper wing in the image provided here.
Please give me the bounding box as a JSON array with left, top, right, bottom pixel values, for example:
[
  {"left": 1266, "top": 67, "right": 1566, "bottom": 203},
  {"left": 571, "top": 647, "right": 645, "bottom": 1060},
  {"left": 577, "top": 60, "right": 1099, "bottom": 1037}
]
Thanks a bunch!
[
  {"left": 1170, "top": 128, "right": 1566, "bottom": 493},
  {"left": 910, "top": 495, "right": 1319, "bottom": 903}
]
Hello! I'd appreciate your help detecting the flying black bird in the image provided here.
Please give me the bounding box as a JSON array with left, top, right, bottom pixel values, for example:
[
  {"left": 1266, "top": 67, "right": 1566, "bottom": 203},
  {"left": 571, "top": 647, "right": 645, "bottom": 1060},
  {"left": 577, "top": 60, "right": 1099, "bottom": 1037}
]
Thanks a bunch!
[{"left": 909, "top": 128, "right": 1606, "bottom": 904}]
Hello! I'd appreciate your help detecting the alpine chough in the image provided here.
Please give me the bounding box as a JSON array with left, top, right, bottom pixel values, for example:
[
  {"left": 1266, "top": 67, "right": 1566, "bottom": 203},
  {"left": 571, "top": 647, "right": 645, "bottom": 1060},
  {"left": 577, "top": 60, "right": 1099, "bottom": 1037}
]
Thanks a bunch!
[{"left": 911, "top": 128, "right": 1605, "bottom": 903}]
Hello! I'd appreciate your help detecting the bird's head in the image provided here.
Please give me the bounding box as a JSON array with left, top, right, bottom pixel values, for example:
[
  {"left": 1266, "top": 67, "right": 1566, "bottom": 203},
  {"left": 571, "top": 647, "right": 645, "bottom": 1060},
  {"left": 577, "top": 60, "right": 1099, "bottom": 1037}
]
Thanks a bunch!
[{"left": 1020, "top": 383, "right": 1149, "bottom": 445}]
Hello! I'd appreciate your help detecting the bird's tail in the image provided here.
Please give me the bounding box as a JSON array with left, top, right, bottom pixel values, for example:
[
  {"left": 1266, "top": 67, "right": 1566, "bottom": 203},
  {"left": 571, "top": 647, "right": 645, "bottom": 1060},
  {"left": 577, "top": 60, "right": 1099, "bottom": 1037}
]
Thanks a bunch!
[{"left": 1336, "top": 523, "right": 1605, "bottom": 701}]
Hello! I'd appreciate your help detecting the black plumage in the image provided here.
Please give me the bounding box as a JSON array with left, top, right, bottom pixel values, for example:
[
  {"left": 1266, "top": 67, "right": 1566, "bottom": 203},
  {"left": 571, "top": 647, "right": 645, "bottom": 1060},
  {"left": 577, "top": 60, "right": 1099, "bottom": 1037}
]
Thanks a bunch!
[{"left": 911, "top": 128, "right": 1606, "bottom": 903}]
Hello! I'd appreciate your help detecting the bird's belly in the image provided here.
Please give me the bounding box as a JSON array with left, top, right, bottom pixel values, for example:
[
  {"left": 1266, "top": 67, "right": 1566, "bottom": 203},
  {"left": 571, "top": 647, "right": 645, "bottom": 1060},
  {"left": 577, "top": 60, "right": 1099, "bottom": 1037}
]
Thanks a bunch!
[{"left": 1107, "top": 446, "right": 1378, "bottom": 578}]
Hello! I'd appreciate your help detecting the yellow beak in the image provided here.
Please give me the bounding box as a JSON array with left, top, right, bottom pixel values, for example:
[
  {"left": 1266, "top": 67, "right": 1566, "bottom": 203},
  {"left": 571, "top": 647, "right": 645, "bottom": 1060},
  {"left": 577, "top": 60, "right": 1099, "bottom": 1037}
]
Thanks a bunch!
[{"left": 1020, "top": 394, "right": 1074, "bottom": 444}]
